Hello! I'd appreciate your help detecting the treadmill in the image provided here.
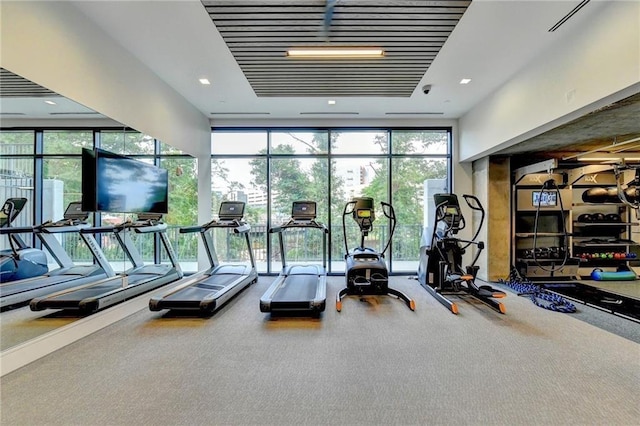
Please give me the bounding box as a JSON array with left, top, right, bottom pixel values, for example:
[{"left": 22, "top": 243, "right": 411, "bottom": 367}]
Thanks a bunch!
[
  {"left": 260, "top": 201, "right": 328, "bottom": 317},
  {"left": 1, "top": 197, "right": 48, "bottom": 282},
  {"left": 149, "top": 201, "right": 257, "bottom": 315},
  {"left": 30, "top": 212, "right": 183, "bottom": 314},
  {"left": 1, "top": 202, "right": 114, "bottom": 309}
]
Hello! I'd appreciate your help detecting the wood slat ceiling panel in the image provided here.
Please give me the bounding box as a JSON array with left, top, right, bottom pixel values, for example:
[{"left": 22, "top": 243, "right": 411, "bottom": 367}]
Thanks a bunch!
[
  {"left": 202, "top": 0, "right": 471, "bottom": 97},
  {"left": 0, "top": 68, "right": 57, "bottom": 98}
]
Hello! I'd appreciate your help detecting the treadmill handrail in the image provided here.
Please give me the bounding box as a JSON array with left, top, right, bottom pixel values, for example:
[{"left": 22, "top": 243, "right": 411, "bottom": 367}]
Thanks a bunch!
[
  {"left": 80, "top": 225, "right": 116, "bottom": 234},
  {"left": 39, "top": 222, "right": 91, "bottom": 234},
  {"left": 180, "top": 219, "right": 250, "bottom": 234},
  {"left": 0, "top": 225, "right": 36, "bottom": 234},
  {"left": 272, "top": 218, "right": 328, "bottom": 270},
  {"left": 270, "top": 219, "right": 328, "bottom": 233},
  {"left": 114, "top": 220, "right": 167, "bottom": 234}
]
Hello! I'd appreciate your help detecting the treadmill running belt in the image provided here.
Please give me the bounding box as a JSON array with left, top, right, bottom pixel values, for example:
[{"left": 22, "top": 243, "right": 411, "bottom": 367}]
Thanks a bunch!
[
  {"left": 0, "top": 275, "right": 83, "bottom": 297},
  {"left": 272, "top": 275, "right": 318, "bottom": 302},
  {"left": 196, "top": 274, "right": 240, "bottom": 290}
]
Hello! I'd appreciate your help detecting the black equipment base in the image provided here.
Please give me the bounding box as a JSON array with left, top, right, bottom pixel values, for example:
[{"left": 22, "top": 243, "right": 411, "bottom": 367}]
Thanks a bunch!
[
  {"left": 421, "top": 280, "right": 506, "bottom": 315},
  {"left": 336, "top": 282, "right": 415, "bottom": 312}
]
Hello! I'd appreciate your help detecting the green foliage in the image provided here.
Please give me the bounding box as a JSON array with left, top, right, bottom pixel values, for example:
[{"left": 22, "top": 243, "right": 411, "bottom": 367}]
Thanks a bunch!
[{"left": 363, "top": 132, "right": 447, "bottom": 225}]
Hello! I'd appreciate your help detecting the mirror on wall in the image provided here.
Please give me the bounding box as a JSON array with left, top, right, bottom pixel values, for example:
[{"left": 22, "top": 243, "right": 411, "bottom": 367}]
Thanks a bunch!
[{"left": 0, "top": 69, "right": 128, "bottom": 352}]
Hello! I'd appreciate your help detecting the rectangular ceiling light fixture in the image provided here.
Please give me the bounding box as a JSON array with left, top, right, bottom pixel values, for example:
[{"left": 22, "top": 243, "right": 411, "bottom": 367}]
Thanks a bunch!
[
  {"left": 286, "top": 48, "right": 384, "bottom": 58},
  {"left": 577, "top": 153, "right": 640, "bottom": 162}
]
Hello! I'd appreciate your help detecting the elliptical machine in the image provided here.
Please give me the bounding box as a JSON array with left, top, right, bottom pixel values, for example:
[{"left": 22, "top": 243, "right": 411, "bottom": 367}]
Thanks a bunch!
[
  {"left": 0, "top": 198, "right": 48, "bottom": 283},
  {"left": 336, "top": 197, "right": 415, "bottom": 312},
  {"left": 417, "top": 193, "right": 506, "bottom": 314}
]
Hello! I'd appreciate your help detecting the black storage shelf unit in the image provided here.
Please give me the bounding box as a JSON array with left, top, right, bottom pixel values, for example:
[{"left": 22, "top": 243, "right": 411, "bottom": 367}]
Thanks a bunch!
[
  {"left": 512, "top": 172, "right": 580, "bottom": 280},
  {"left": 570, "top": 168, "right": 639, "bottom": 279}
]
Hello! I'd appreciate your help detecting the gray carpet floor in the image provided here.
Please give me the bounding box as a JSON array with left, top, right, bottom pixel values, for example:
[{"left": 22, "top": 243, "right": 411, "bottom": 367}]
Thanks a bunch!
[{"left": 1, "top": 276, "right": 639, "bottom": 425}]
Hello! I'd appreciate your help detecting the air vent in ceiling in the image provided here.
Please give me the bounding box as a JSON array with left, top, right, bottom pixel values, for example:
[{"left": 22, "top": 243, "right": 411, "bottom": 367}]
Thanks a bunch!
[{"left": 0, "top": 68, "right": 58, "bottom": 98}]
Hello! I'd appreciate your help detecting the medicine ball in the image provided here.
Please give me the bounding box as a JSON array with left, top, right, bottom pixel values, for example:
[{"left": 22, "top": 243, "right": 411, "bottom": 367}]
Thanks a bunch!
[
  {"left": 592, "top": 212, "right": 606, "bottom": 222},
  {"left": 604, "top": 213, "right": 621, "bottom": 223},
  {"left": 582, "top": 187, "right": 608, "bottom": 203},
  {"left": 577, "top": 213, "right": 593, "bottom": 223}
]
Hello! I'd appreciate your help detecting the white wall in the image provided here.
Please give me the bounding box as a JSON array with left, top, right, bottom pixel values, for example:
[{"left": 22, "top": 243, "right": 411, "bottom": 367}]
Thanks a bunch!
[
  {"left": 459, "top": 1, "right": 640, "bottom": 162},
  {"left": 0, "top": 0, "right": 211, "bottom": 159}
]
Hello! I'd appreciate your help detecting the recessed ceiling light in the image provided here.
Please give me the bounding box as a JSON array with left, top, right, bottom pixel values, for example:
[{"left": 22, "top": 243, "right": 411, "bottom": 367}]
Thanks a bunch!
[
  {"left": 328, "top": 100, "right": 336, "bottom": 105},
  {"left": 459, "top": 78, "right": 472, "bottom": 85},
  {"left": 199, "top": 78, "right": 211, "bottom": 85},
  {"left": 286, "top": 48, "right": 384, "bottom": 58},
  {"left": 44, "top": 100, "right": 56, "bottom": 105}
]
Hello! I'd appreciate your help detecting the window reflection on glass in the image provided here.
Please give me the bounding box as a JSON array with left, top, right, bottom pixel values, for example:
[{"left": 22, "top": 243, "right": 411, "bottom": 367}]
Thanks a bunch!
[
  {"left": 270, "top": 158, "right": 329, "bottom": 271},
  {"left": 211, "top": 131, "right": 267, "bottom": 155},
  {"left": 270, "top": 131, "right": 328, "bottom": 155},
  {"left": 391, "top": 157, "right": 448, "bottom": 272},
  {"left": 0, "top": 156, "right": 34, "bottom": 253},
  {"left": 391, "top": 130, "right": 449, "bottom": 155},
  {"left": 42, "top": 157, "right": 93, "bottom": 268},
  {"left": 101, "top": 131, "right": 154, "bottom": 155},
  {"left": 0, "top": 130, "right": 34, "bottom": 155},
  {"left": 331, "top": 157, "right": 389, "bottom": 273},
  {"left": 211, "top": 158, "right": 267, "bottom": 272},
  {"left": 160, "top": 157, "right": 198, "bottom": 272},
  {"left": 331, "top": 130, "right": 388, "bottom": 155},
  {"left": 43, "top": 131, "right": 92, "bottom": 154},
  {"left": 159, "top": 141, "right": 187, "bottom": 155}
]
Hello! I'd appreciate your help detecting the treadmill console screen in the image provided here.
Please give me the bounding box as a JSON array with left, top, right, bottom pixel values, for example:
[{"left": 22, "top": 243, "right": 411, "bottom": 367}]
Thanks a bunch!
[
  {"left": 219, "top": 201, "right": 245, "bottom": 220},
  {"left": 63, "top": 202, "right": 89, "bottom": 221},
  {"left": 292, "top": 201, "right": 316, "bottom": 220},
  {"left": 356, "top": 209, "right": 371, "bottom": 218},
  {"left": 0, "top": 198, "right": 27, "bottom": 227}
]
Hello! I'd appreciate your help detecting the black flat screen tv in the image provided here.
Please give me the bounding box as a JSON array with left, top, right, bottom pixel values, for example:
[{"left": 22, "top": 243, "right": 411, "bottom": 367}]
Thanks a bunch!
[{"left": 82, "top": 148, "right": 168, "bottom": 214}]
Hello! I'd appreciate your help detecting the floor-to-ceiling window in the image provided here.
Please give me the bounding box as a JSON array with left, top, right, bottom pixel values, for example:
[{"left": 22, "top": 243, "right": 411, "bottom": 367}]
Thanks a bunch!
[{"left": 211, "top": 127, "right": 451, "bottom": 274}]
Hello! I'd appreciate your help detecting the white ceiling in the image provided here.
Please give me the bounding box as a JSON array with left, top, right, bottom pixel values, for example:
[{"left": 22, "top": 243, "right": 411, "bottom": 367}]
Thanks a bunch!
[{"left": 1, "top": 0, "right": 609, "bottom": 121}]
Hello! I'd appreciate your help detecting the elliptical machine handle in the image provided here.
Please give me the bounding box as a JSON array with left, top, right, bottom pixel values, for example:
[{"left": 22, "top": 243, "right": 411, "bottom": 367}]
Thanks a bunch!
[
  {"left": 343, "top": 200, "right": 357, "bottom": 216},
  {"left": 461, "top": 194, "right": 484, "bottom": 251},
  {"left": 342, "top": 200, "right": 357, "bottom": 255},
  {"left": 380, "top": 201, "right": 395, "bottom": 220},
  {"left": 380, "top": 201, "right": 396, "bottom": 256},
  {"left": 462, "top": 194, "right": 484, "bottom": 213}
]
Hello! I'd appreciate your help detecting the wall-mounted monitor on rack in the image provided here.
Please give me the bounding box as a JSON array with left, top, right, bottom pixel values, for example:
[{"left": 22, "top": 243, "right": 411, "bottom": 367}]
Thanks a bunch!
[
  {"left": 532, "top": 190, "right": 557, "bottom": 207},
  {"left": 82, "top": 148, "right": 168, "bottom": 214}
]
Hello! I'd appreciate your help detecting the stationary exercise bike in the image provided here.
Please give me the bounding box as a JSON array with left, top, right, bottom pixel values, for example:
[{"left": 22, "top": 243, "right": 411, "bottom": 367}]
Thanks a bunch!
[
  {"left": 417, "top": 193, "right": 506, "bottom": 314},
  {"left": 336, "top": 197, "right": 415, "bottom": 311},
  {"left": 0, "top": 198, "right": 48, "bottom": 283}
]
